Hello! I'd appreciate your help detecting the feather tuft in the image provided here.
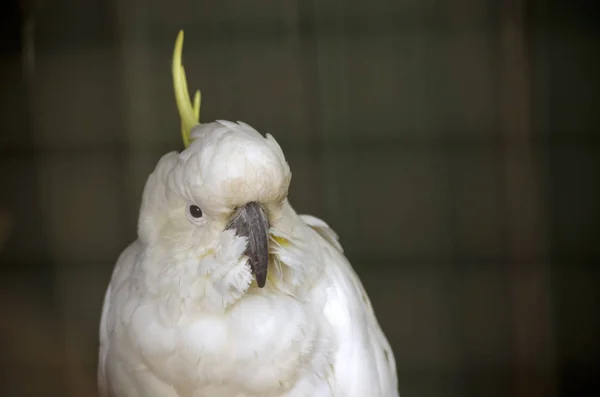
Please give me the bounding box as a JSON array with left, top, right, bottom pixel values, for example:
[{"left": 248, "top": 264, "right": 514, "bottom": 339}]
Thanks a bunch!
[{"left": 172, "top": 30, "right": 201, "bottom": 148}]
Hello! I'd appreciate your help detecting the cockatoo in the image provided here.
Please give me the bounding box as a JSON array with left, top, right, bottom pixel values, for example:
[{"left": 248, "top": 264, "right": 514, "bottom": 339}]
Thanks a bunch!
[{"left": 98, "top": 30, "right": 399, "bottom": 397}]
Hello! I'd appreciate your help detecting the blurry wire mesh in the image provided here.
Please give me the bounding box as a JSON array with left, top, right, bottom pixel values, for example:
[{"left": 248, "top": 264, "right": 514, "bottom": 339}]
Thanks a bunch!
[{"left": 1, "top": 0, "right": 599, "bottom": 397}]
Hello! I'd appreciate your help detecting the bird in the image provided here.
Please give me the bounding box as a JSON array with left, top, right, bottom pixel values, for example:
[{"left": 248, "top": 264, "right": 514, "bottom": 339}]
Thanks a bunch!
[{"left": 97, "top": 30, "right": 399, "bottom": 397}]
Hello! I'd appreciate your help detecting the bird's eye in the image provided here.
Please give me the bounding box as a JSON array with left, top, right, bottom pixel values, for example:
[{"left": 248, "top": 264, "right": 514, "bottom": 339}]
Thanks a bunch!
[{"left": 189, "top": 205, "right": 203, "bottom": 218}]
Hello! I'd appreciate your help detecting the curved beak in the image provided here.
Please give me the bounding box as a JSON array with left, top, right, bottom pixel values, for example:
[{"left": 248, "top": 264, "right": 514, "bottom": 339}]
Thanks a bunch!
[{"left": 225, "top": 202, "right": 269, "bottom": 288}]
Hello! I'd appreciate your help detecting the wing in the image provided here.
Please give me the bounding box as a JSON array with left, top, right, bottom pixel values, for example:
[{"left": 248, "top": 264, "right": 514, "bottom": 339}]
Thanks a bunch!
[
  {"left": 97, "top": 240, "right": 142, "bottom": 397},
  {"left": 98, "top": 283, "right": 112, "bottom": 396},
  {"left": 302, "top": 215, "right": 399, "bottom": 397}
]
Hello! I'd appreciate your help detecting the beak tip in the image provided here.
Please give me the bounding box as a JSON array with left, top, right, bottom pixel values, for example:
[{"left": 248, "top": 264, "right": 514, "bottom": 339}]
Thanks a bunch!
[
  {"left": 256, "top": 275, "right": 266, "bottom": 288},
  {"left": 251, "top": 261, "right": 267, "bottom": 288}
]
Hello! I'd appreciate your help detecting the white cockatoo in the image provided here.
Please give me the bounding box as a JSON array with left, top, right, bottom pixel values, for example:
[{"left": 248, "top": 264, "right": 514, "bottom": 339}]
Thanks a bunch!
[{"left": 98, "top": 30, "right": 399, "bottom": 397}]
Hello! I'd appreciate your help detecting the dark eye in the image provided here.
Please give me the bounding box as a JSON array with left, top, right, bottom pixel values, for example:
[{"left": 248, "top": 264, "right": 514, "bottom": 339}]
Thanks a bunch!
[{"left": 189, "top": 205, "right": 203, "bottom": 218}]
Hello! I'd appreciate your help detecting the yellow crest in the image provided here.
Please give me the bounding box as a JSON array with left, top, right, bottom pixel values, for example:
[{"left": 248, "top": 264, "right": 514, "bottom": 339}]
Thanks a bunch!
[{"left": 172, "top": 30, "right": 201, "bottom": 148}]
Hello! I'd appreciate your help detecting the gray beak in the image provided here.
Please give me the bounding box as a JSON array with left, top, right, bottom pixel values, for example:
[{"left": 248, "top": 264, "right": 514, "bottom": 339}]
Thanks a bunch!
[{"left": 225, "top": 202, "right": 269, "bottom": 288}]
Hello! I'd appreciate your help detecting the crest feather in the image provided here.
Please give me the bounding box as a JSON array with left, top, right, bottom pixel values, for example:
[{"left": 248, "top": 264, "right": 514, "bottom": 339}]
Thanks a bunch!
[{"left": 172, "top": 30, "right": 201, "bottom": 148}]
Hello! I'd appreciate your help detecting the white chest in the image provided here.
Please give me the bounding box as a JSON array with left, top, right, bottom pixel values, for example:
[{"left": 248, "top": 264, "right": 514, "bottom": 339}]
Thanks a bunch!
[{"left": 117, "top": 291, "right": 330, "bottom": 397}]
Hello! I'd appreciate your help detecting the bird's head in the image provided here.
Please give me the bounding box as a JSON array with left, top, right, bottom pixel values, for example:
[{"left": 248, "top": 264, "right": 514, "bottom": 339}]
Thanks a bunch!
[{"left": 137, "top": 31, "right": 291, "bottom": 310}]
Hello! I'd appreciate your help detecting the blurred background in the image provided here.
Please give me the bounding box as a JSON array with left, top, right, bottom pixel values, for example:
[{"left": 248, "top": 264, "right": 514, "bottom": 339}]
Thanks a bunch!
[{"left": 1, "top": 0, "right": 598, "bottom": 396}]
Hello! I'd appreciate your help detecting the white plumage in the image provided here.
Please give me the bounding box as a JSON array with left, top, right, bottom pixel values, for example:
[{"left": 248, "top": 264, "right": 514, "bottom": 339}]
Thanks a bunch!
[{"left": 98, "top": 31, "right": 399, "bottom": 397}]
